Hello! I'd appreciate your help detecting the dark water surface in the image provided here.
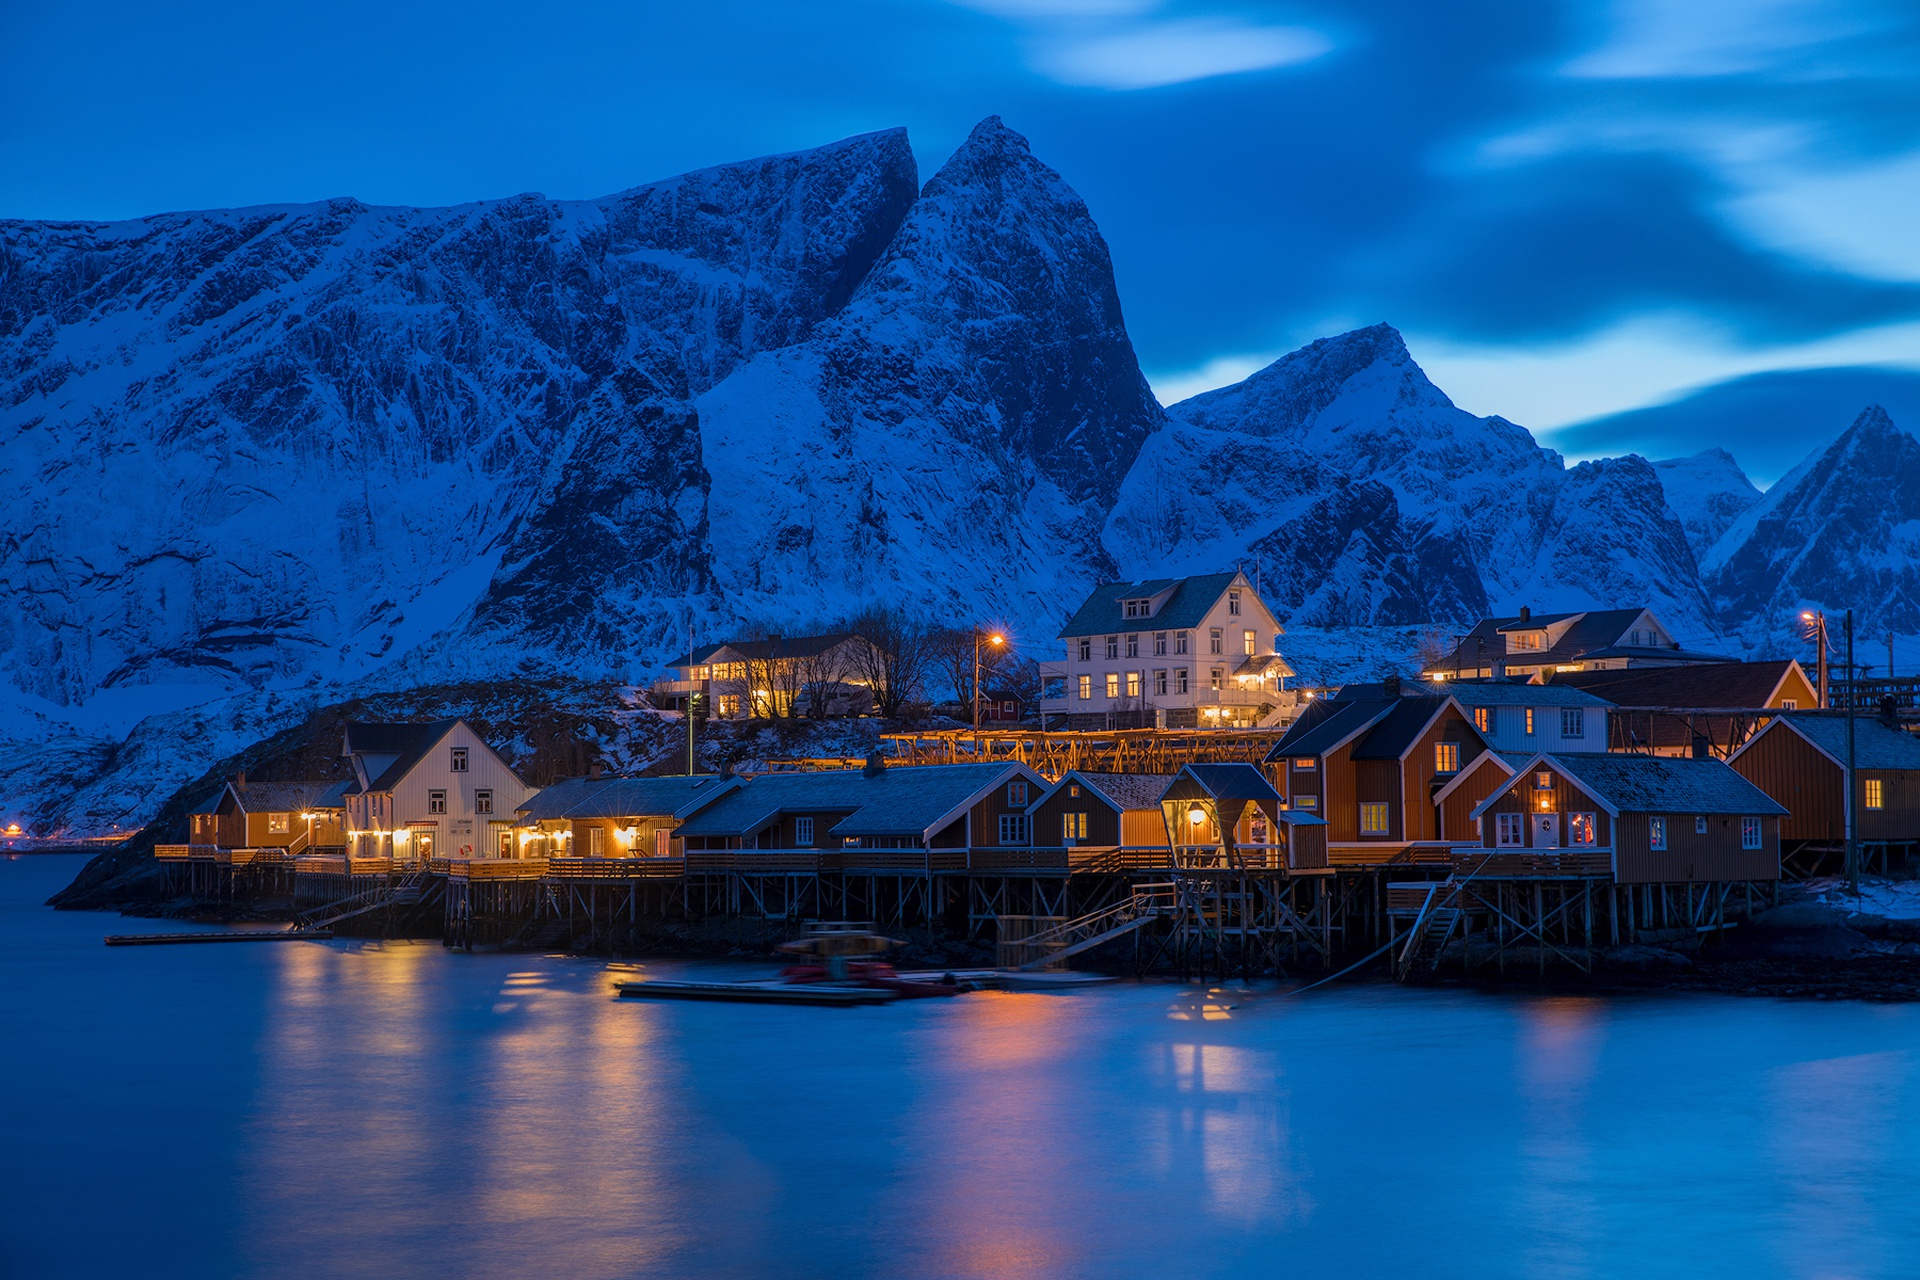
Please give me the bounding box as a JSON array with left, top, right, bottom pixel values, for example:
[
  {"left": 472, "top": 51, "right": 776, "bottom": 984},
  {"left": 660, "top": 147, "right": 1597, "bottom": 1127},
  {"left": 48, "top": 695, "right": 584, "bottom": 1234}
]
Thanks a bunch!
[{"left": 5, "top": 853, "right": 1920, "bottom": 1279}]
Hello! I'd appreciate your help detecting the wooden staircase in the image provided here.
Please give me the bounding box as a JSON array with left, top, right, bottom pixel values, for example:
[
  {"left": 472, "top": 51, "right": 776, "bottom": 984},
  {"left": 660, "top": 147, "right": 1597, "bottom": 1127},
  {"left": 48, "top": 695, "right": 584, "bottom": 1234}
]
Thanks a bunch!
[
  {"left": 296, "top": 869, "right": 433, "bottom": 930},
  {"left": 1001, "top": 883, "right": 1177, "bottom": 971}
]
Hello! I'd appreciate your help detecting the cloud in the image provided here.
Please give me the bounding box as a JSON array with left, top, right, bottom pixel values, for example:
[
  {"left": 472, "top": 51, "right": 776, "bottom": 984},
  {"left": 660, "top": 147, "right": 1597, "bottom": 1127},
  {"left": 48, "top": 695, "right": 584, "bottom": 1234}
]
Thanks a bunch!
[
  {"left": 1564, "top": 0, "right": 1896, "bottom": 80},
  {"left": 1725, "top": 151, "right": 1920, "bottom": 283},
  {"left": 1033, "top": 17, "right": 1333, "bottom": 90}
]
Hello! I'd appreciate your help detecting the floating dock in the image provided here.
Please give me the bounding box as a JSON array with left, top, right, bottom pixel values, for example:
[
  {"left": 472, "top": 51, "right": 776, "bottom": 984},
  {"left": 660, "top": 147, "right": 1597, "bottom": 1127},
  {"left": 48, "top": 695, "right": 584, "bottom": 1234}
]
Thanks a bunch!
[
  {"left": 104, "top": 929, "right": 335, "bottom": 947},
  {"left": 615, "top": 979, "right": 899, "bottom": 1006}
]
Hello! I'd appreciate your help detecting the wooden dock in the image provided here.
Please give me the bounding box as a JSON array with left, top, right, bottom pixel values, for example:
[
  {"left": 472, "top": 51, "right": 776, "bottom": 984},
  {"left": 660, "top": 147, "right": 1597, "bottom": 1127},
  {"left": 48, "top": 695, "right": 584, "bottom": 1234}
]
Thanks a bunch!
[{"left": 104, "top": 929, "right": 335, "bottom": 947}]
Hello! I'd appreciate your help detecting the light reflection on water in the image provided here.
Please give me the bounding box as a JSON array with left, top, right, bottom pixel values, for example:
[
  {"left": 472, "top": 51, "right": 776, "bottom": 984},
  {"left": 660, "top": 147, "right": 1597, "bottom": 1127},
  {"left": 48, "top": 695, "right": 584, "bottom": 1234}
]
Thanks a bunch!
[{"left": 5, "top": 854, "right": 1920, "bottom": 1280}]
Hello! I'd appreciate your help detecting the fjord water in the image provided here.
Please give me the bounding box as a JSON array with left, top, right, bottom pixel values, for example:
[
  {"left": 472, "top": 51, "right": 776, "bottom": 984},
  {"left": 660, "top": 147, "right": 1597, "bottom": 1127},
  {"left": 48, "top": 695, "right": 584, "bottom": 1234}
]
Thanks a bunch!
[{"left": 5, "top": 854, "right": 1919, "bottom": 1280}]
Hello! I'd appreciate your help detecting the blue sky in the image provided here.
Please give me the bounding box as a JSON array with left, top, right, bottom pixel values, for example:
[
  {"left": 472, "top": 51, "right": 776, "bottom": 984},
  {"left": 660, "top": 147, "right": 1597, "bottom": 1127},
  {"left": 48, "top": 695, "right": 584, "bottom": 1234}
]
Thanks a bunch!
[{"left": 5, "top": 0, "right": 1918, "bottom": 463}]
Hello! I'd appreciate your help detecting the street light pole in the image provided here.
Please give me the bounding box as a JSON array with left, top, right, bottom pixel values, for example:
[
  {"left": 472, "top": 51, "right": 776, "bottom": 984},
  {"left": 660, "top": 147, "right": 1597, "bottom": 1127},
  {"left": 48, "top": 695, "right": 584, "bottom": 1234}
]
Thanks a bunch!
[
  {"left": 1802, "top": 610, "right": 1830, "bottom": 707},
  {"left": 973, "top": 629, "right": 1005, "bottom": 732},
  {"left": 1847, "top": 608, "right": 1859, "bottom": 894}
]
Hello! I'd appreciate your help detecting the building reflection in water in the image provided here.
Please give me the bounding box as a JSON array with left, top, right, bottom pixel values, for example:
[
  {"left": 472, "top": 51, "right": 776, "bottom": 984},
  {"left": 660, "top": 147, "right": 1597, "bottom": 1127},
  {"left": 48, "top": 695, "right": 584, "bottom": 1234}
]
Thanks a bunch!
[{"left": 1515, "top": 996, "right": 1606, "bottom": 1280}]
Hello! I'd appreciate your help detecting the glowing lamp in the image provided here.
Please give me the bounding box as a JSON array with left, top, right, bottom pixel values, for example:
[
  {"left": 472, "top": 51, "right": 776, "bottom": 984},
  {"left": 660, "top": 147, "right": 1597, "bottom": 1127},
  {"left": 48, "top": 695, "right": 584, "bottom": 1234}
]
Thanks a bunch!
[
  {"left": 989, "top": 634, "right": 1005, "bottom": 646},
  {"left": 1188, "top": 804, "right": 1205, "bottom": 826}
]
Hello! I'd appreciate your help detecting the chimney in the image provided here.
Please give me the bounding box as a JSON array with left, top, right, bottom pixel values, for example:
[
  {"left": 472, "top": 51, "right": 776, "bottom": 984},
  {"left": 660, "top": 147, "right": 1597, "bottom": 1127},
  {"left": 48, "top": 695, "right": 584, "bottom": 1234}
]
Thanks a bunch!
[
  {"left": 589, "top": 762, "right": 603, "bottom": 781},
  {"left": 1881, "top": 695, "right": 1901, "bottom": 729},
  {"left": 233, "top": 770, "right": 246, "bottom": 789},
  {"left": 719, "top": 760, "right": 735, "bottom": 781},
  {"left": 863, "top": 750, "right": 887, "bottom": 778},
  {"left": 1690, "top": 733, "right": 1711, "bottom": 760},
  {"left": 1518, "top": 606, "right": 1531, "bottom": 623},
  {"left": 1382, "top": 675, "right": 1402, "bottom": 698}
]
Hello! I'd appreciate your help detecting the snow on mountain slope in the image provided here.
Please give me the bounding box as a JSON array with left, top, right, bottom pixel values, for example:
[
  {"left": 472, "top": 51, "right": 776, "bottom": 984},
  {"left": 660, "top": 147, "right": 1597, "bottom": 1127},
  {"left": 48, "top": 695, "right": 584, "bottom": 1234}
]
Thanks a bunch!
[
  {"left": 689, "top": 117, "right": 1165, "bottom": 641},
  {"left": 1651, "top": 449, "right": 1762, "bottom": 561},
  {"left": 1112, "top": 324, "right": 1716, "bottom": 636},
  {"left": 0, "top": 129, "right": 918, "bottom": 726},
  {"left": 1704, "top": 406, "right": 1920, "bottom": 644}
]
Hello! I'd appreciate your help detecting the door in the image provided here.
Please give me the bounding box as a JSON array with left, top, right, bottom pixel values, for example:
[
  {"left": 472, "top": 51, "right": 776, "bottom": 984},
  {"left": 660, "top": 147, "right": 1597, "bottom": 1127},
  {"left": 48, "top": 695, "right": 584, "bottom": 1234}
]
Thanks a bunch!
[{"left": 1531, "top": 814, "right": 1559, "bottom": 848}]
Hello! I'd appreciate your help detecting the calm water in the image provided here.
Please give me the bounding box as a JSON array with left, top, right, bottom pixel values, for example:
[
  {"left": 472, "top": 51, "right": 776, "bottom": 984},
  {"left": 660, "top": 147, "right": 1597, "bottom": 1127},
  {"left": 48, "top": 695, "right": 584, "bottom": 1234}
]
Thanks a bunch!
[{"left": 5, "top": 854, "right": 1920, "bottom": 1279}]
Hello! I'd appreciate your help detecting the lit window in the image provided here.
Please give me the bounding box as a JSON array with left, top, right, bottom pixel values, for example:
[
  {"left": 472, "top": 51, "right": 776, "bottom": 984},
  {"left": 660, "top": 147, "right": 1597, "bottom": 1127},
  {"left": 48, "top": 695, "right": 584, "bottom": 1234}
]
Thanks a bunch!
[
  {"left": 267, "top": 813, "right": 290, "bottom": 834},
  {"left": 1175, "top": 631, "right": 1189, "bottom": 655},
  {"left": 1105, "top": 673, "right": 1119, "bottom": 698},
  {"left": 1209, "top": 628, "right": 1224, "bottom": 655},
  {"left": 1473, "top": 707, "right": 1489, "bottom": 733},
  {"left": 998, "top": 814, "right": 1031, "bottom": 845},
  {"left": 1435, "top": 742, "right": 1460, "bottom": 773},
  {"left": 1535, "top": 771, "right": 1552, "bottom": 790},
  {"left": 1496, "top": 813, "right": 1524, "bottom": 846},
  {"left": 590, "top": 826, "right": 606, "bottom": 856},
  {"left": 450, "top": 747, "right": 469, "bottom": 772},
  {"left": 1126, "top": 672, "right": 1142, "bottom": 698},
  {"left": 1568, "top": 813, "right": 1597, "bottom": 845},
  {"left": 1105, "top": 635, "right": 1119, "bottom": 659},
  {"left": 1649, "top": 817, "right": 1666, "bottom": 850},
  {"left": 1007, "top": 780, "right": 1028, "bottom": 805},
  {"left": 795, "top": 816, "right": 815, "bottom": 846},
  {"left": 475, "top": 790, "right": 492, "bottom": 815},
  {"left": 1360, "top": 803, "right": 1390, "bottom": 835},
  {"left": 1154, "top": 632, "right": 1167, "bottom": 656},
  {"left": 1063, "top": 812, "right": 1088, "bottom": 840},
  {"left": 1078, "top": 675, "right": 1092, "bottom": 701},
  {"left": 1126, "top": 634, "right": 1140, "bottom": 658},
  {"left": 1780, "top": 699, "right": 1796, "bottom": 711},
  {"left": 1296, "top": 794, "right": 1318, "bottom": 809},
  {"left": 1525, "top": 708, "right": 1536, "bottom": 735},
  {"left": 1560, "top": 708, "right": 1584, "bottom": 737},
  {"left": 1294, "top": 757, "right": 1317, "bottom": 771},
  {"left": 1175, "top": 669, "right": 1189, "bottom": 694},
  {"left": 1243, "top": 629, "right": 1256, "bottom": 656},
  {"left": 1866, "top": 778, "right": 1884, "bottom": 809},
  {"left": 429, "top": 790, "right": 447, "bottom": 815},
  {"left": 1741, "top": 817, "right": 1762, "bottom": 850},
  {"left": 1210, "top": 669, "right": 1223, "bottom": 691},
  {"left": 1229, "top": 590, "right": 1242, "bottom": 616},
  {"left": 1068, "top": 785, "right": 1080, "bottom": 798}
]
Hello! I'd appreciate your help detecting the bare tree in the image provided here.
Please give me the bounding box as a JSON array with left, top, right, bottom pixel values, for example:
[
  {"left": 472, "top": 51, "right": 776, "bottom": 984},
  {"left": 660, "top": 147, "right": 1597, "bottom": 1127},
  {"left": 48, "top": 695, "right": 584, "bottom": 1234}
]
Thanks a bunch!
[
  {"left": 848, "top": 606, "right": 930, "bottom": 718},
  {"left": 930, "top": 626, "right": 1012, "bottom": 712},
  {"left": 1412, "top": 625, "right": 1459, "bottom": 676},
  {"left": 793, "top": 638, "right": 854, "bottom": 719},
  {"left": 1000, "top": 656, "right": 1043, "bottom": 719}
]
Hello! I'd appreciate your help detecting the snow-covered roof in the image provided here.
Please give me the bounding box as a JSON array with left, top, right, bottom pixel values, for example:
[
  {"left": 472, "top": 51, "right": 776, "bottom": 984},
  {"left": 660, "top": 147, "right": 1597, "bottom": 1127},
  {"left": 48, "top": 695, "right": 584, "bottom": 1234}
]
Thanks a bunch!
[
  {"left": 1056, "top": 573, "right": 1263, "bottom": 639},
  {"left": 674, "top": 763, "right": 1041, "bottom": 841},
  {"left": 517, "top": 775, "right": 728, "bottom": 822},
  {"left": 1472, "top": 752, "right": 1787, "bottom": 819}
]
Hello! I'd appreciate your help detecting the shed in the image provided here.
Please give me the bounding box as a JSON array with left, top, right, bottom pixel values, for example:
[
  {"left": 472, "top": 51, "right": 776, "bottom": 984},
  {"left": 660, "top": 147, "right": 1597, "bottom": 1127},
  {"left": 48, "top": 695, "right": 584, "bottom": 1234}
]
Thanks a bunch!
[{"left": 1728, "top": 713, "right": 1920, "bottom": 846}]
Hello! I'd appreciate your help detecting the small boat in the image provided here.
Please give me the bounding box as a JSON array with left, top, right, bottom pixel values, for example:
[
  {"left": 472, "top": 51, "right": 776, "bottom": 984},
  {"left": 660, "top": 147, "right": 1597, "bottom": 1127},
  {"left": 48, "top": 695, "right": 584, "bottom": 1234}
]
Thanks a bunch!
[{"left": 615, "top": 928, "right": 980, "bottom": 1006}]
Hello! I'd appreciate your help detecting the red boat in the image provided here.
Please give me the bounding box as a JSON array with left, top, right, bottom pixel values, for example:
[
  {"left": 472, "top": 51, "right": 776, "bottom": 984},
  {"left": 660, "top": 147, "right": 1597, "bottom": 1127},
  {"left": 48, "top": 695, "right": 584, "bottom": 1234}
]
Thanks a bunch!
[{"left": 777, "top": 930, "right": 969, "bottom": 999}]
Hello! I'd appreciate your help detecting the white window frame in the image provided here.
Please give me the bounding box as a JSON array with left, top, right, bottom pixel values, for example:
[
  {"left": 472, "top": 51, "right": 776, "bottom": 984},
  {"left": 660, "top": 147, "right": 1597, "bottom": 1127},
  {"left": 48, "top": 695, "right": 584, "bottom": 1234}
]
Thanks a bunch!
[
  {"left": 475, "top": 790, "right": 493, "bottom": 815},
  {"left": 428, "top": 789, "right": 447, "bottom": 815},
  {"left": 1741, "top": 817, "right": 1762, "bottom": 850},
  {"left": 1126, "top": 671, "right": 1142, "bottom": 698},
  {"left": 1649, "top": 816, "right": 1667, "bottom": 850},
  {"left": 1155, "top": 670, "right": 1168, "bottom": 696},
  {"left": 1209, "top": 628, "right": 1223, "bottom": 655},
  {"left": 1154, "top": 632, "right": 1167, "bottom": 656},
  {"left": 1228, "top": 590, "right": 1242, "bottom": 616},
  {"left": 1007, "top": 780, "right": 1028, "bottom": 806},
  {"left": 1359, "top": 803, "right": 1390, "bottom": 835},
  {"left": 1210, "top": 669, "right": 1223, "bottom": 692},
  {"left": 1105, "top": 635, "right": 1119, "bottom": 659},
  {"left": 1105, "top": 672, "right": 1119, "bottom": 698},
  {"left": 450, "top": 747, "right": 469, "bottom": 773},
  {"left": 1126, "top": 634, "right": 1140, "bottom": 658},
  {"left": 589, "top": 826, "right": 606, "bottom": 856},
  {"left": 1495, "top": 813, "right": 1524, "bottom": 847},
  {"left": 1568, "top": 812, "right": 1597, "bottom": 845},
  {"left": 998, "top": 814, "right": 1031, "bottom": 846},
  {"left": 1175, "top": 631, "right": 1190, "bottom": 655},
  {"left": 267, "top": 812, "right": 290, "bottom": 834},
  {"left": 795, "top": 816, "right": 815, "bottom": 847},
  {"left": 1078, "top": 674, "right": 1092, "bottom": 701},
  {"left": 1434, "top": 742, "right": 1460, "bottom": 774},
  {"left": 1078, "top": 638, "right": 1092, "bottom": 662},
  {"left": 1175, "top": 669, "right": 1189, "bottom": 694},
  {"left": 1295, "top": 794, "right": 1318, "bottom": 810},
  {"left": 1243, "top": 629, "right": 1256, "bottom": 656},
  {"left": 1560, "top": 707, "right": 1584, "bottom": 738}
]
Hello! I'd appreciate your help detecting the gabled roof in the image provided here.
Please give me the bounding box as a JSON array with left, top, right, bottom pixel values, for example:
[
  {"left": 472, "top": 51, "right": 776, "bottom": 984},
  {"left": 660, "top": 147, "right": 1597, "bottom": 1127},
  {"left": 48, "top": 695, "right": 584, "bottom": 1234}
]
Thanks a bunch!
[
  {"left": 1265, "top": 697, "right": 1397, "bottom": 761},
  {"left": 1733, "top": 714, "right": 1920, "bottom": 772},
  {"left": 1470, "top": 752, "right": 1788, "bottom": 820},
  {"left": 190, "top": 790, "right": 225, "bottom": 816},
  {"left": 516, "top": 775, "right": 729, "bottom": 823},
  {"left": 1432, "top": 608, "right": 1730, "bottom": 672},
  {"left": 1056, "top": 573, "right": 1263, "bottom": 639},
  {"left": 1034, "top": 771, "right": 1172, "bottom": 814},
  {"left": 1548, "top": 660, "right": 1807, "bottom": 710},
  {"left": 1170, "top": 763, "right": 1282, "bottom": 804},
  {"left": 1350, "top": 695, "right": 1458, "bottom": 760},
  {"left": 1419, "top": 679, "right": 1612, "bottom": 708},
  {"left": 342, "top": 718, "right": 518, "bottom": 793},
  {"left": 1431, "top": 749, "right": 1519, "bottom": 806},
  {"left": 666, "top": 633, "right": 865, "bottom": 667},
  {"left": 673, "top": 763, "right": 1043, "bottom": 842},
  {"left": 230, "top": 780, "right": 350, "bottom": 813}
]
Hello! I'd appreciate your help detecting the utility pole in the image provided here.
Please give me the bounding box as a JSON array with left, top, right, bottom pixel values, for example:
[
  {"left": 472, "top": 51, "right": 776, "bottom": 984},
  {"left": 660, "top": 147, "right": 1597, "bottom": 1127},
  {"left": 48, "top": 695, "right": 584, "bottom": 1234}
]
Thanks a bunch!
[
  {"left": 1803, "top": 611, "right": 1829, "bottom": 707},
  {"left": 973, "top": 629, "right": 1005, "bottom": 732},
  {"left": 1846, "top": 609, "right": 1859, "bottom": 894}
]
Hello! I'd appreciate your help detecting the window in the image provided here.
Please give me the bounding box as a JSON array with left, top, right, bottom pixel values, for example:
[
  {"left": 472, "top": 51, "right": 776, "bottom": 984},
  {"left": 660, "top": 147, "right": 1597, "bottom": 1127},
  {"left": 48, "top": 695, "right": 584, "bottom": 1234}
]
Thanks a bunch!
[
  {"left": 475, "top": 790, "right": 493, "bottom": 815},
  {"left": 1434, "top": 742, "right": 1460, "bottom": 773},
  {"left": 1175, "top": 669, "right": 1189, "bottom": 694},
  {"left": 1154, "top": 632, "right": 1167, "bottom": 656},
  {"left": 1295, "top": 794, "right": 1319, "bottom": 809},
  {"left": 450, "top": 746, "right": 468, "bottom": 772},
  {"left": 1560, "top": 707, "right": 1584, "bottom": 737},
  {"left": 1126, "top": 634, "right": 1140, "bottom": 658},
  {"left": 1105, "top": 673, "right": 1120, "bottom": 698},
  {"left": 1534, "top": 771, "right": 1553, "bottom": 790},
  {"left": 1063, "top": 812, "right": 1088, "bottom": 840},
  {"left": 1568, "top": 813, "right": 1597, "bottom": 845},
  {"left": 998, "top": 814, "right": 1031, "bottom": 845},
  {"left": 1078, "top": 638, "right": 1092, "bottom": 662},
  {"left": 1209, "top": 628, "right": 1223, "bottom": 655},
  {"left": 1866, "top": 777, "right": 1884, "bottom": 809},
  {"left": 1473, "top": 707, "right": 1490, "bottom": 733},
  {"left": 1695, "top": 816, "right": 1708, "bottom": 834},
  {"left": 1105, "top": 635, "right": 1119, "bottom": 659},
  {"left": 1293, "top": 757, "right": 1317, "bottom": 771},
  {"left": 1126, "top": 671, "right": 1142, "bottom": 698},
  {"left": 1243, "top": 629, "right": 1257, "bottom": 656},
  {"left": 1007, "top": 780, "right": 1029, "bottom": 805},
  {"left": 1124, "top": 599, "right": 1144, "bottom": 619},
  {"left": 428, "top": 790, "right": 447, "bottom": 815},
  {"left": 1496, "top": 813, "right": 1524, "bottom": 846},
  {"left": 1210, "top": 669, "right": 1223, "bottom": 692},
  {"left": 1155, "top": 670, "right": 1168, "bottom": 696},
  {"left": 1175, "top": 631, "right": 1189, "bottom": 655},
  {"left": 795, "top": 816, "right": 815, "bottom": 846},
  {"left": 1741, "top": 817, "right": 1762, "bottom": 850},
  {"left": 1078, "top": 674, "right": 1092, "bottom": 700},
  {"left": 1229, "top": 590, "right": 1242, "bottom": 616},
  {"left": 1649, "top": 817, "right": 1667, "bottom": 850},
  {"left": 1525, "top": 708, "right": 1536, "bottom": 735},
  {"left": 1780, "top": 699, "right": 1796, "bottom": 710},
  {"left": 1513, "top": 631, "right": 1544, "bottom": 651},
  {"left": 1360, "top": 803, "right": 1390, "bottom": 835},
  {"left": 263, "top": 812, "right": 289, "bottom": 834}
]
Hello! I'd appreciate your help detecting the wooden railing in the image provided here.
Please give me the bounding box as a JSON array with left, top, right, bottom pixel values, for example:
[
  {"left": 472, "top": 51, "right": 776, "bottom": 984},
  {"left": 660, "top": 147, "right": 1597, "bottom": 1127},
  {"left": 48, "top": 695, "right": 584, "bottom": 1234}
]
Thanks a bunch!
[
  {"left": 684, "top": 852, "right": 821, "bottom": 873},
  {"left": 1328, "top": 843, "right": 1459, "bottom": 868},
  {"left": 968, "top": 848, "right": 1069, "bottom": 872},
  {"left": 447, "top": 858, "right": 549, "bottom": 881},
  {"left": 1449, "top": 850, "right": 1613, "bottom": 878},
  {"left": 293, "top": 855, "right": 348, "bottom": 876},
  {"left": 153, "top": 844, "right": 192, "bottom": 861},
  {"left": 545, "top": 857, "right": 685, "bottom": 880}
]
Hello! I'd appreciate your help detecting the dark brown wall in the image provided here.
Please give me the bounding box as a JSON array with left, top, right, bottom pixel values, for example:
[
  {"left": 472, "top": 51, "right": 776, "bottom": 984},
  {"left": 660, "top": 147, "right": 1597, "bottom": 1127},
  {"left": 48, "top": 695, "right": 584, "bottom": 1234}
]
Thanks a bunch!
[
  {"left": 1438, "top": 757, "right": 1512, "bottom": 842},
  {"left": 1403, "top": 708, "right": 1486, "bottom": 842},
  {"left": 1615, "top": 813, "right": 1779, "bottom": 883},
  {"left": 968, "top": 775, "right": 1041, "bottom": 847},
  {"left": 1477, "top": 771, "right": 1614, "bottom": 850},
  {"left": 1730, "top": 727, "right": 1843, "bottom": 842},
  {"left": 1354, "top": 759, "right": 1401, "bottom": 842},
  {"left": 1030, "top": 781, "right": 1123, "bottom": 848},
  {"left": 1283, "top": 756, "right": 1324, "bottom": 816}
]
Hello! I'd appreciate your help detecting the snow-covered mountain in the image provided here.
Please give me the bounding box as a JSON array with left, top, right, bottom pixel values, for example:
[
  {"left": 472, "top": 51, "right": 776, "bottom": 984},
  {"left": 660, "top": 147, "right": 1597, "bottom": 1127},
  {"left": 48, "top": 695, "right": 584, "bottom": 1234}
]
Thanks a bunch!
[
  {"left": 1703, "top": 406, "right": 1920, "bottom": 645},
  {"left": 1651, "top": 449, "right": 1762, "bottom": 561},
  {"left": 1107, "top": 324, "right": 1716, "bottom": 636}
]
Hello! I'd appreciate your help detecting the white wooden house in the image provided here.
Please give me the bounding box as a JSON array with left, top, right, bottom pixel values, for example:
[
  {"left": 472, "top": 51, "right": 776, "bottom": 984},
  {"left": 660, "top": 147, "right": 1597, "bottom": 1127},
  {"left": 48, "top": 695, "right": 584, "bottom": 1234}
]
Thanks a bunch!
[{"left": 340, "top": 719, "right": 535, "bottom": 861}]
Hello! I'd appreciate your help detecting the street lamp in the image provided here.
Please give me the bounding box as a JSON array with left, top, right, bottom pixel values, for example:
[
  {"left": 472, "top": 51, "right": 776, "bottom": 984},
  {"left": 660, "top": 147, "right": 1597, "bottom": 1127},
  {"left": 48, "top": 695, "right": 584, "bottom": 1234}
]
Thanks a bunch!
[
  {"left": 1801, "top": 611, "right": 1830, "bottom": 708},
  {"left": 973, "top": 630, "right": 1005, "bottom": 732}
]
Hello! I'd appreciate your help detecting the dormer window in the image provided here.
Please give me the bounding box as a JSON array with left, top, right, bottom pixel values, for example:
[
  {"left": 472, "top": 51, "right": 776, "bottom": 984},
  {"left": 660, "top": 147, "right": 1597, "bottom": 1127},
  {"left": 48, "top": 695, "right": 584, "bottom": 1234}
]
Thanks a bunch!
[
  {"left": 1512, "top": 631, "right": 1545, "bottom": 652},
  {"left": 1123, "top": 598, "right": 1152, "bottom": 619}
]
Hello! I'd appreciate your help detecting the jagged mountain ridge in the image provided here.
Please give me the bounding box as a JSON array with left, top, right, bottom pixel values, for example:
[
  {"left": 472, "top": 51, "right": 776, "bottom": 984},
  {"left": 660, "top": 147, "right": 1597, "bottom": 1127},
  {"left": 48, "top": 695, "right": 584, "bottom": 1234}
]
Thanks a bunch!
[
  {"left": 1108, "top": 324, "right": 1717, "bottom": 637},
  {"left": 1651, "top": 449, "right": 1762, "bottom": 561}
]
